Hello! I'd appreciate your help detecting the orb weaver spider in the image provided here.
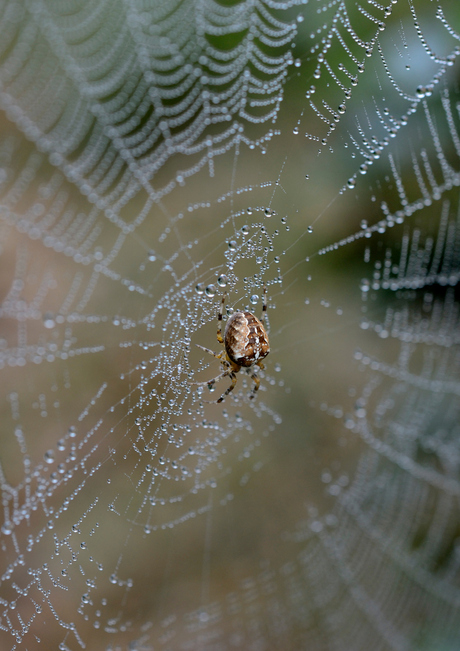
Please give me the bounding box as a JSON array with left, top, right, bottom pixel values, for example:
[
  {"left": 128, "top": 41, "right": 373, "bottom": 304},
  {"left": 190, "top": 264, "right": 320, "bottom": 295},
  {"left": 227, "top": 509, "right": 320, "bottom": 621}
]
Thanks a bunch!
[{"left": 194, "top": 287, "right": 270, "bottom": 403}]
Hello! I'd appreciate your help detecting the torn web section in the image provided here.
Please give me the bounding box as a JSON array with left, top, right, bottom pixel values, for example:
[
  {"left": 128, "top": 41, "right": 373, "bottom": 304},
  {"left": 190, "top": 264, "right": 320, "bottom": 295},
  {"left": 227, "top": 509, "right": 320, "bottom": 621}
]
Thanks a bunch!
[
  {"left": 296, "top": 0, "right": 460, "bottom": 198},
  {"left": 340, "top": 1, "right": 460, "bottom": 195},
  {"left": 324, "top": 270, "right": 460, "bottom": 651},
  {"left": 282, "top": 59, "right": 460, "bottom": 651}
]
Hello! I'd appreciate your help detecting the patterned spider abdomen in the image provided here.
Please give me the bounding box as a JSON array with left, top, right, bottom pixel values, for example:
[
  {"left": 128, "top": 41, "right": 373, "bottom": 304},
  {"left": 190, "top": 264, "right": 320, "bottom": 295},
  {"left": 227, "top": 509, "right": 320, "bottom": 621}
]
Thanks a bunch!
[{"left": 224, "top": 312, "right": 270, "bottom": 368}]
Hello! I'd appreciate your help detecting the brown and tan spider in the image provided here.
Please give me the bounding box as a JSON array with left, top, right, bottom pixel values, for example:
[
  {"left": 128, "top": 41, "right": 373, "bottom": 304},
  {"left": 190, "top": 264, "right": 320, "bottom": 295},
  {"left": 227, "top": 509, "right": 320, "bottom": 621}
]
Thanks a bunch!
[{"left": 194, "top": 286, "right": 270, "bottom": 403}]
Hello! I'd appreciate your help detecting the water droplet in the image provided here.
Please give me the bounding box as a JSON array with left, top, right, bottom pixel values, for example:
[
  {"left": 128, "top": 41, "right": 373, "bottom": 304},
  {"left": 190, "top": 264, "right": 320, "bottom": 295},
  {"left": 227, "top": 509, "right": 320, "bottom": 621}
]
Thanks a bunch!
[
  {"left": 195, "top": 283, "right": 204, "bottom": 295},
  {"left": 43, "top": 313, "right": 55, "bottom": 329},
  {"left": 360, "top": 279, "right": 370, "bottom": 292},
  {"left": 217, "top": 275, "right": 227, "bottom": 288},
  {"left": 355, "top": 402, "right": 367, "bottom": 418},
  {"left": 148, "top": 251, "right": 156, "bottom": 262},
  {"left": 44, "top": 450, "right": 55, "bottom": 464},
  {"left": 250, "top": 294, "right": 259, "bottom": 305},
  {"left": 205, "top": 284, "right": 216, "bottom": 297},
  {"left": 228, "top": 241, "right": 237, "bottom": 252},
  {"left": 2, "top": 522, "right": 12, "bottom": 535}
]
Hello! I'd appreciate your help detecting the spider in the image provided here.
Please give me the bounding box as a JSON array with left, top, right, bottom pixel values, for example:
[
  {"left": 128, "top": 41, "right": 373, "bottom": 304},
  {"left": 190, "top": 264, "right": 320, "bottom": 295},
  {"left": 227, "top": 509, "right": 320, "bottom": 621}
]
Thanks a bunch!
[{"left": 194, "top": 287, "right": 270, "bottom": 403}]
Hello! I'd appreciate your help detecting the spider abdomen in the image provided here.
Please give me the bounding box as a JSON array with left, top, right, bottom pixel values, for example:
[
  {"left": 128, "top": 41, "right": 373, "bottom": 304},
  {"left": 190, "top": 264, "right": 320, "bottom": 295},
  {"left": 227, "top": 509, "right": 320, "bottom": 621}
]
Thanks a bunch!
[{"left": 224, "top": 311, "right": 270, "bottom": 368}]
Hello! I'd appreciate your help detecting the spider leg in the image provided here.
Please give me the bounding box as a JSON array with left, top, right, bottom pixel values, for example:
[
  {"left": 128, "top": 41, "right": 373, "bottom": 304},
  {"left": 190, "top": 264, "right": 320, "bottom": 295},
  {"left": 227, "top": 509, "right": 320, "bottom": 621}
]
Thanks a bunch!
[
  {"left": 192, "top": 368, "right": 232, "bottom": 388},
  {"left": 195, "top": 343, "right": 224, "bottom": 360},
  {"left": 217, "top": 293, "right": 226, "bottom": 344},
  {"left": 248, "top": 359, "right": 266, "bottom": 399},
  {"left": 260, "top": 284, "right": 267, "bottom": 326},
  {"left": 248, "top": 368, "right": 260, "bottom": 400},
  {"left": 217, "top": 371, "right": 238, "bottom": 403}
]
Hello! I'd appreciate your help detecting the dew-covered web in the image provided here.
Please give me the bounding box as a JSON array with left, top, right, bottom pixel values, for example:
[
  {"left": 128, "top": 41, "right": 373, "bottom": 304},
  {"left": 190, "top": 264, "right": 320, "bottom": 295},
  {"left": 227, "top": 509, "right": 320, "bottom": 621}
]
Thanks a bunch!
[{"left": 1, "top": 1, "right": 460, "bottom": 649}]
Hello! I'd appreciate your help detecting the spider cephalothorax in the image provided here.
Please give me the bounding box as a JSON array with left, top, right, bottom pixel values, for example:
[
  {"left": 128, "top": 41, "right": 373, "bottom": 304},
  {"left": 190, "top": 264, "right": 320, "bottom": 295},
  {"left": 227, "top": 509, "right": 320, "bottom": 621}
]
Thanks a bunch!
[{"left": 194, "top": 287, "right": 270, "bottom": 403}]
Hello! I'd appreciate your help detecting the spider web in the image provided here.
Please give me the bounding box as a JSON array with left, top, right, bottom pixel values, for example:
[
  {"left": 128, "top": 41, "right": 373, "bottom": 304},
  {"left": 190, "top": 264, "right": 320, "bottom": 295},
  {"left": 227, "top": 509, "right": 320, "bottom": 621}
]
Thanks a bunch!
[{"left": 1, "top": 1, "right": 460, "bottom": 649}]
